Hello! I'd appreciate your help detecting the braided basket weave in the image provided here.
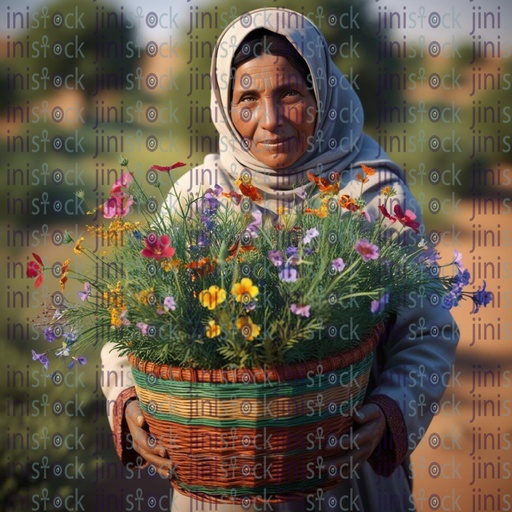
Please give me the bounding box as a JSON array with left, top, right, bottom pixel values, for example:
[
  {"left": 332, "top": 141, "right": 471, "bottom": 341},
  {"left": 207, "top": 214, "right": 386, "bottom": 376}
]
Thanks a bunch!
[{"left": 128, "top": 326, "right": 381, "bottom": 504}]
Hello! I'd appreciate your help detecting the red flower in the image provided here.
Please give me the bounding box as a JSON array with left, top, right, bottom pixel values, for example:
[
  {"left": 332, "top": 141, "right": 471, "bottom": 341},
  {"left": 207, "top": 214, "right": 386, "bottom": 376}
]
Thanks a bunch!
[
  {"left": 150, "top": 162, "right": 187, "bottom": 172},
  {"left": 393, "top": 205, "right": 420, "bottom": 232},
  {"left": 378, "top": 205, "right": 396, "bottom": 222},
  {"left": 27, "top": 253, "right": 44, "bottom": 288},
  {"left": 141, "top": 233, "right": 175, "bottom": 260}
]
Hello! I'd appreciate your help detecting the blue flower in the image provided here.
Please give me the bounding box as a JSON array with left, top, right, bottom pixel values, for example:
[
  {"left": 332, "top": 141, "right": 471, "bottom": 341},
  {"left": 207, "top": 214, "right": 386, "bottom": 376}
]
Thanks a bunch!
[
  {"left": 44, "top": 327, "right": 56, "bottom": 342},
  {"left": 32, "top": 350, "right": 49, "bottom": 369},
  {"left": 471, "top": 281, "right": 492, "bottom": 314},
  {"left": 67, "top": 356, "right": 87, "bottom": 369}
]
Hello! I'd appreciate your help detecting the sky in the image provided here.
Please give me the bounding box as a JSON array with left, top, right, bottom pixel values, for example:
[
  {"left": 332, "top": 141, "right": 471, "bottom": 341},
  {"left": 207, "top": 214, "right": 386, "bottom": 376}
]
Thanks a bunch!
[{"left": 1, "top": 0, "right": 511, "bottom": 45}]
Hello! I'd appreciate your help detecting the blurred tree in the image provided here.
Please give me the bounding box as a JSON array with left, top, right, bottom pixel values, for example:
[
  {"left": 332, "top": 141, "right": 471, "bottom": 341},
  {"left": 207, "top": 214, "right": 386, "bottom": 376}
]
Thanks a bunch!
[{"left": 0, "top": 0, "right": 139, "bottom": 110}]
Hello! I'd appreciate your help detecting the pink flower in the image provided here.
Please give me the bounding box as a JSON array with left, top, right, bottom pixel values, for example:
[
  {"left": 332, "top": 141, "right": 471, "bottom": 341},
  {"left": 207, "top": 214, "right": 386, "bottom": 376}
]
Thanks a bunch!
[
  {"left": 163, "top": 296, "right": 176, "bottom": 311},
  {"left": 141, "top": 233, "right": 175, "bottom": 260},
  {"left": 355, "top": 239, "right": 380, "bottom": 262},
  {"left": 331, "top": 258, "right": 345, "bottom": 272},
  {"left": 110, "top": 172, "right": 133, "bottom": 194},
  {"left": 290, "top": 303, "right": 311, "bottom": 317},
  {"left": 393, "top": 205, "right": 420, "bottom": 233},
  {"left": 136, "top": 322, "right": 149, "bottom": 335},
  {"left": 361, "top": 210, "right": 372, "bottom": 223},
  {"left": 371, "top": 293, "right": 389, "bottom": 314},
  {"left": 103, "top": 193, "right": 134, "bottom": 219}
]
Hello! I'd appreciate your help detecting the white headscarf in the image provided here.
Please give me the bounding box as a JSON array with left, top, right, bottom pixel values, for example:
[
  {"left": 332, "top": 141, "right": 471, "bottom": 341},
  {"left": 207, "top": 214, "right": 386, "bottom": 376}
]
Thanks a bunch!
[{"left": 209, "top": 7, "right": 402, "bottom": 212}]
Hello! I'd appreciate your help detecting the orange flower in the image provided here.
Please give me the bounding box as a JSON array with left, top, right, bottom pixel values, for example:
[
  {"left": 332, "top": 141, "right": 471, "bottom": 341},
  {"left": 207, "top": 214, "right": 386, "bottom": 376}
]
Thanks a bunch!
[
  {"left": 361, "top": 164, "right": 376, "bottom": 176},
  {"left": 236, "top": 316, "right": 261, "bottom": 341},
  {"left": 205, "top": 320, "right": 221, "bottom": 338},
  {"left": 304, "top": 206, "right": 328, "bottom": 218},
  {"left": 307, "top": 171, "right": 339, "bottom": 194},
  {"left": 339, "top": 195, "right": 360, "bottom": 212},
  {"left": 185, "top": 257, "right": 215, "bottom": 280}
]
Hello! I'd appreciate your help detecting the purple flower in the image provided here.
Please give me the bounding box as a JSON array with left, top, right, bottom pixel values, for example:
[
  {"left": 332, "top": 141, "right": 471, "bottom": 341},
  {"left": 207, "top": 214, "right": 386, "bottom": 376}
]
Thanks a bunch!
[
  {"left": 422, "top": 246, "right": 441, "bottom": 265},
  {"left": 63, "top": 330, "right": 77, "bottom": 344},
  {"left": 285, "top": 246, "right": 298, "bottom": 257},
  {"left": 295, "top": 187, "right": 307, "bottom": 200},
  {"left": 206, "top": 184, "right": 223, "bottom": 197},
  {"left": 44, "top": 327, "right": 56, "bottom": 342},
  {"left": 302, "top": 228, "right": 319, "bottom": 245},
  {"left": 268, "top": 250, "right": 285, "bottom": 267},
  {"left": 371, "top": 293, "right": 389, "bottom": 314},
  {"left": 78, "top": 282, "right": 91, "bottom": 301},
  {"left": 67, "top": 356, "right": 87, "bottom": 369},
  {"left": 290, "top": 303, "right": 310, "bottom": 317},
  {"left": 32, "top": 350, "right": 49, "bottom": 370},
  {"left": 331, "top": 258, "right": 345, "bottom": 273},
  {"left": 471, "top": 281, "right": 492, "bottom": 314},
  {"left": 442, "top": 290, "right": 461, "bottom": 310},
  {"left": 454, "top": 269, "right": 471, "bottom": 287},
  {"left": 246, "top": 210, "right": 263, "bottom": 238},
  {"left": 453, "top": 250, "right": 465, "bottom": 271},
  {"left": 355, "top": 239, "right": 380, "bottom": 262},
  {"left": 279, "top": 266, "right": 298, "bottom": 283},
  {"left": 164, "top": 296, "right": 177, "bottom": 311},
  {"left": 137, "top": 322, "right": 149, "bottom": 335}
]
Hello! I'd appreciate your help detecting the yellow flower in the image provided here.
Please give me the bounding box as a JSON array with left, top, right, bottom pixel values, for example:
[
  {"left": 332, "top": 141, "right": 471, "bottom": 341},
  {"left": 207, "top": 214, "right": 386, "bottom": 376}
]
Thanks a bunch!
[
  {"left": 111, "top": 308, "right": 122, "bottom": 327},
  {"left": 236, "top": 316, "right": 261, "bottom": 341},
  {"left": 205, "top": 320, "right": 221, "bottom": 338},
  {"left": 232, "top": 278, "right": 259, "bottom": 303},
  {"left": 135, "top": 288, "right": 155, "bottom": 305},
  {"left": 198, "top": 286, "right": 227, "bottom": 310},
  {"left": 74, "top": 237, "right": 85, "bottom": 255},
  {"left": 161, "top": 260, "right": 172, "bottom": 272}
]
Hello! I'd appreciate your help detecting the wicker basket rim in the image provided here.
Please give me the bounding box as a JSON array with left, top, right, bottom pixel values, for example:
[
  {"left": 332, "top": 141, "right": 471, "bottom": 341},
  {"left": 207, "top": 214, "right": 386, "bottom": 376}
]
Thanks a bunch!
[{"left": 128, "top": 324, "right": 383, "bottom": 384}]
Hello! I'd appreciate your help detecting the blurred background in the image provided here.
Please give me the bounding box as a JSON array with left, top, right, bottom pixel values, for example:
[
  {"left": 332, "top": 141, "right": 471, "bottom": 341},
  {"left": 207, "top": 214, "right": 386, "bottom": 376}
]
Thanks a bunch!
[{"left": 1, "top": 0, "right": 511, "bottom": 510}]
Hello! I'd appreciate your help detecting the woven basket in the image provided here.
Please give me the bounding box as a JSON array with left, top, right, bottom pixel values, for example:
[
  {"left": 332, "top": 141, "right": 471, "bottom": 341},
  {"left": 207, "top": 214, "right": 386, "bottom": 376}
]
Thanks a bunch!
[{"left": 128, "top": 326, "right": 381, "bottom": 504}]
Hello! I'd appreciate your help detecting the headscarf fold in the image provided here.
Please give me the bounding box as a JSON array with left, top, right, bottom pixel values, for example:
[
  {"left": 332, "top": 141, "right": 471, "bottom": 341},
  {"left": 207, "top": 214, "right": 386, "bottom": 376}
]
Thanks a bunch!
[{"left": 209, "top": 7, "right": 402, "bottom": 212}]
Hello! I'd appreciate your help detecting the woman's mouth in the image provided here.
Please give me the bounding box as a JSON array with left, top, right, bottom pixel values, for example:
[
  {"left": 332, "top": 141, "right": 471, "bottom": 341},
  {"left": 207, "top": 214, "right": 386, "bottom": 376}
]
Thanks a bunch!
[{"left": 259, "top": 137, "right": 293, "bottom": 149}]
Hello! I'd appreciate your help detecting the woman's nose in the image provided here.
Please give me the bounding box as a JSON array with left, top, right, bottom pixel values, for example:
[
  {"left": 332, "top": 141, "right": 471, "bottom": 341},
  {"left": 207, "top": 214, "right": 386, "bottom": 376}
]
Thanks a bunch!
[{"left": 258, "top": 99, "right": 283, "bottom": 130}]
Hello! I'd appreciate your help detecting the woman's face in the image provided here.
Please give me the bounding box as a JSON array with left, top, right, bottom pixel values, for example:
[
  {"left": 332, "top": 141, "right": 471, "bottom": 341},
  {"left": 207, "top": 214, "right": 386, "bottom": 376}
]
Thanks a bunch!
[{"left": 230, "top": 54, "right": 317, "bottom": 169}]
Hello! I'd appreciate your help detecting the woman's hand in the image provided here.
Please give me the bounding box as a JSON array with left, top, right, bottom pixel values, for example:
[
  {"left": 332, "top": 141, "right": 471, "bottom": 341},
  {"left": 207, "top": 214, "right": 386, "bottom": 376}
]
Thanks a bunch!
[
  {"left": 125, "top": 400, "right": 172, "bottom": 479},
  {"left": 327, "top": 403, "right": 386, "bottom": 479}
]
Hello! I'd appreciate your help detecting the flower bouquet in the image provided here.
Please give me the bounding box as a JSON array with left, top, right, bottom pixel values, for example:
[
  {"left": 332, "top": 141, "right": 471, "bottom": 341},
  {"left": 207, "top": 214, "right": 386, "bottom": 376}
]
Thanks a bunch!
[{"left": 30, "top": 157, "right": 490, "bottom": 502}]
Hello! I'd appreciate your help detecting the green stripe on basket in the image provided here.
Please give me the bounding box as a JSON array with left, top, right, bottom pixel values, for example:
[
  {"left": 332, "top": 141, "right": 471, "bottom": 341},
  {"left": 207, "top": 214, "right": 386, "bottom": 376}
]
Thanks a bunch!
[
  {"left": 177, "top": 476, "right": 331, "bottom": 496},
  {"left": 138, "top": 387, "right": 368, "bottom": 428},
  {"left": 132, "top": 354, "right": 373, "bottom": 399}
]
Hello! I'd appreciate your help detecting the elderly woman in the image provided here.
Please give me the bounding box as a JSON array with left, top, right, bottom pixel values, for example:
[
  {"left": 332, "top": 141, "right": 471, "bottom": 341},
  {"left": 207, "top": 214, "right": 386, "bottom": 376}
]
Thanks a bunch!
[{"left": 101, "top": 8, "right": 459, "bottom": 512}]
